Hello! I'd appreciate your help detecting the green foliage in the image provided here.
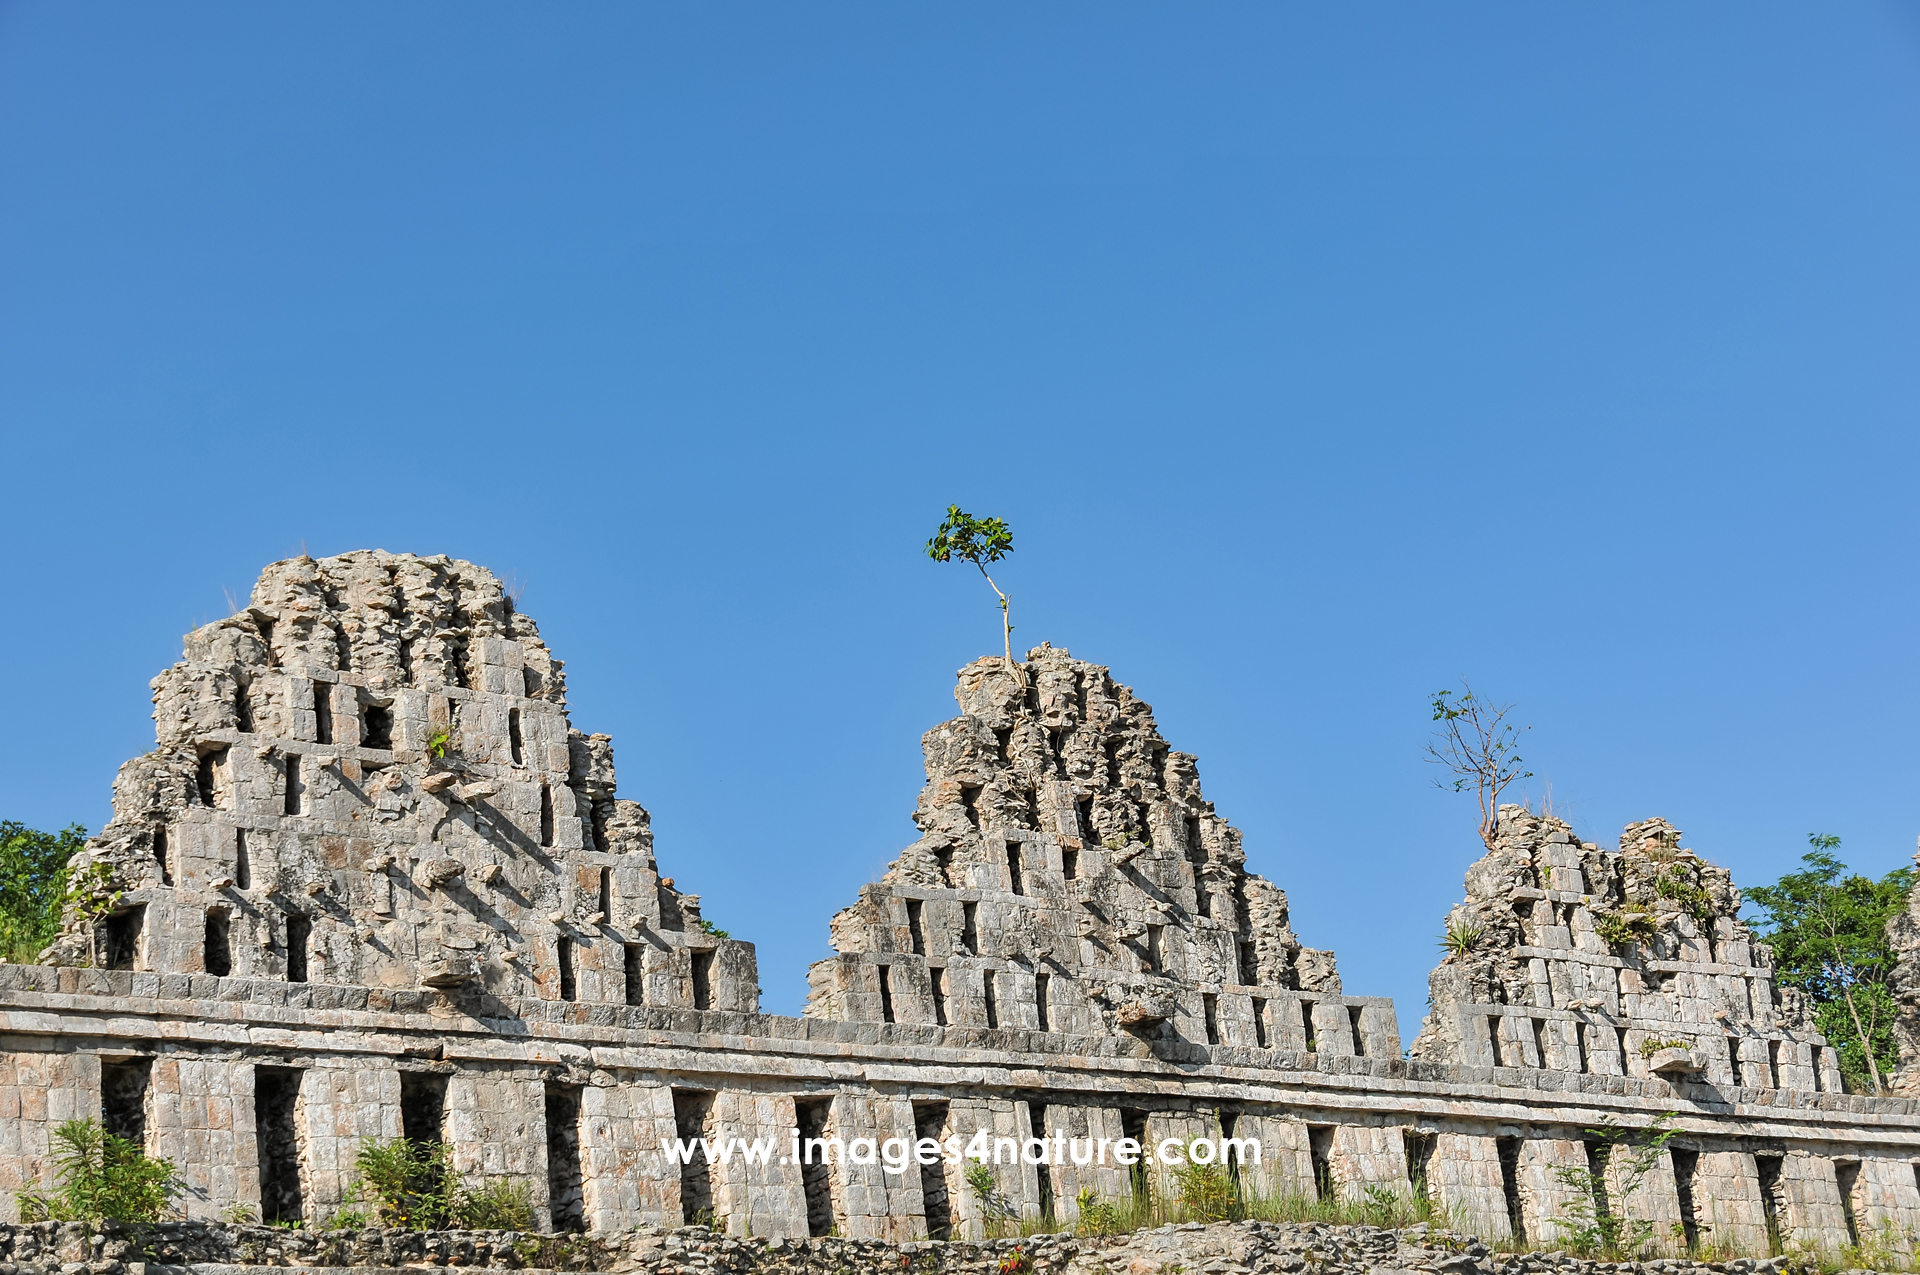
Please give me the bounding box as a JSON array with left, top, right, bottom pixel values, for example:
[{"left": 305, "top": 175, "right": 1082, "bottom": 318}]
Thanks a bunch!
[
  {"left": 1073, "top": 1187, "right": 1124, "bottom": 1236},
  {"left": 1439, "top": 922, "right": 1485, "bottom": 958},
  {"left": 1172, "top": 1163, "right": 1236, "bottom": 1222},
  {"left": 0, "top": 822, "right": 91, "bottom": 964},
  {"left": 222, "top": 1201, "right": 260, "bottom": 1224},
  {"left": 1593, "top": 908, "right": 1659, "bottom": 951},
  {"left": 456, "top": 1178, "right": 534, "bottom": 1231},
  {"left": 695, "top": 917, "right": 730, "bottom": 940},
  {"left": 1745, "top": 835, "right": 1913, "bottom": 1093},
  {"left": 1638, "top": 1038, "right": 1690, "bottom": 1059},
  {"left": 324, "top": 1207, "right": 369, "bottom": 1230},
  {"left": 996, "top": 1250, "right": 1033, "bottom": 1275},
  {"left": 927, "top": 505, "right": 1018, "bottom": 662},
  {"left": 352, "top": 1137, "right": 535, "bottom": 1231},
  {"left": 1654, "top": 865, "right": 1715, "bottom": 922},
  {"left": 1550, "top": 1113, "right": 1679, "bottom": 1261},
  {"left": 17, "top": 1118, "right": 180, "bottom": 1223},
  {"left": 926, "top": 506, "right": 1013, "bottom": 569},
  {"left": 425, "top": 728, "right": 456, "bottom": 760}
]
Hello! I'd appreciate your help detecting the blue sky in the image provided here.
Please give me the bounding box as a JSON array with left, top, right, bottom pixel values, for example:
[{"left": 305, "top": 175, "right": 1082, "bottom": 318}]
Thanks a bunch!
[{"left": 3, "top": 4, "right": 1918, "bottom": 1032}]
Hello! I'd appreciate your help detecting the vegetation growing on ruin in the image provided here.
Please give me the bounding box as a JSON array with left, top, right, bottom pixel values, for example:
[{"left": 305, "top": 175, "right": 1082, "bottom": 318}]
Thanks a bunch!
[
  {"left": 1591, "top": 907, "right": 1658, "bottom": 951},
  {"left": 0, "top": 821, "right": 91, "bottom": 964},
  {"left": 352, "top": 1137, "right": 534, "bottom": 1231},
  {"left": 927, "top": 506, "right": 1017, "bottom": 667},
  {"left": 1747, "top": 835, "right": 1911, "bottom": 1093},
  {"left": 1550, "top": 1114, "right": 1679, "bottom": 1260},
  {"left": 1424, "top": 683, "right": 1531, "bottom": 851},
  {"left": 17, "top": 1118, "right": 181, "bottom": 1223},
  {"left": 1438, "top": 921, "right": 1485, "bottom": 958}
]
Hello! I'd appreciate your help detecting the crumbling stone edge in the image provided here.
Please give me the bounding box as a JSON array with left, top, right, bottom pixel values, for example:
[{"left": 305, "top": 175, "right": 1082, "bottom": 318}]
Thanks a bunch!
[{"left": 0, "top": 1219, "right": 1847, "bottom": 1275}]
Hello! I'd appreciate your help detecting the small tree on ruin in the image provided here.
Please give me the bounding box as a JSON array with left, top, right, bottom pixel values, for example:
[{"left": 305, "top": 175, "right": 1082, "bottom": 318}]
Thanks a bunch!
[
  {"left": 1425, "top": 680, "right": 1532, "bottom": 852},
  {"left": 926, "top": 505, "right": 1017, "bottom": 668}
]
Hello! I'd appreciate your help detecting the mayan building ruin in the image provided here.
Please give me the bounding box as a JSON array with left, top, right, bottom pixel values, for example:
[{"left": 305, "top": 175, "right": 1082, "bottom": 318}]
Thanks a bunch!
[{"left": 2, "top": 549, "right": 1919, "bottom": 1255}]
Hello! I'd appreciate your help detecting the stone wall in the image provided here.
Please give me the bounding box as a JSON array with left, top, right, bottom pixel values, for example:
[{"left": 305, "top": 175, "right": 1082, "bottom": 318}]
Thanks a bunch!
[{"left": 2, "top": 552, "right": 1917, "bottom": 1260}]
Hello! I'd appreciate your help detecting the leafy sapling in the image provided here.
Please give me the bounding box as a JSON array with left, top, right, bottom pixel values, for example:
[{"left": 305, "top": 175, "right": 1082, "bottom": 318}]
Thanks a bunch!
[
  {"left": 1425, "top": 681, "right": 1532, "bottom": 852},
  {"left": 927, "top": 506, "right": 1017, "bottom": 668}
]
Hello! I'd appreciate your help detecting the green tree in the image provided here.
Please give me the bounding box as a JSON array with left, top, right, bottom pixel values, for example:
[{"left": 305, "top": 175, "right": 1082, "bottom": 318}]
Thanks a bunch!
[
  {"left": 1745, "top": 835, "right": 1913, "bottom": 1093},
  {"left": 1551, "top": 1114, "right": 1679, "bottom": 1259},
  {"left": 0, "top": 822, "right": 88, "bottom": 964},
  {"left": 1424, "top": 682, "right": 1531, "bottom": 852},
  {"left": 926, "top": 506, "right": 1017, "bottom": 667}
]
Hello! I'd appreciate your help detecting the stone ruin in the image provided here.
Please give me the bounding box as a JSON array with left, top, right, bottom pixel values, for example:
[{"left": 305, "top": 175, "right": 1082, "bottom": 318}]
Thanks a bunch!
[{"left": 0, "top": 550, "right": 1918, "bottom": 1260}]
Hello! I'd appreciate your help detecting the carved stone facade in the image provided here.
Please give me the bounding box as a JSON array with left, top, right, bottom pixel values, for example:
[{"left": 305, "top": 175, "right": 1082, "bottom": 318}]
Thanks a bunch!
[{"left": 0, "top": 551, "right": 1916, "bottom": 1258}]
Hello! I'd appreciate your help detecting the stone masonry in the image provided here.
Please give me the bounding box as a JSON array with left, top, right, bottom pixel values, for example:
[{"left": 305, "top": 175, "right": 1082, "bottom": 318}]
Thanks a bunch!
[{"left": 1, "top": 551, "right": 1918, "bottom": 1261}]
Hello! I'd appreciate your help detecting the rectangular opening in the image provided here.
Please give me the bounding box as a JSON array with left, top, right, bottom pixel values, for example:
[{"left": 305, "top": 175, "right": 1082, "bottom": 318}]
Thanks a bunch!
[
  {"left": 1301, "top": 1000, "right": 1319, "bottom": 1053},
  {"left": 624, "top": 944, "right": 645, "bottom": 1006},
  {"left": 934, "top": 846, "right": 954, "bottom": 887},
  {"left": 1036, "top": 972, "right": 1051, "bottom": 1032},
  {"left": 877, "top": 964, "right": 895, "bottom": 1024},
  {"left": 914, "top": 1102, "right": 952, "bottom": 1239},
  {"left": 961, "top": 785, "right": 984, "bottom": 831},
  {"left": 1308, "top": 1125, "right": 1336, "bottom": 1203},
  {"left": 362, "top": 704, "right": 393, "bottom": 751},
  {"left": 1352, "top": 1006, "right": 1370, "bottom": 1058},
  {"left": 1615, "top": 1024, "right": 1630, "bottom": 1074},
  {"left": 590, "top": 803, "right": 609, "bottom": 854},
  {"left": 1756, "top": 1154, "right": 1785, "bottom": 1254},
  {"left": 1006, "top": 842, "right": 1023, "bottom": 895},
  {"left": 235, "top": 828, "right": 251, "bottom": 890},
  {"left": 795, "top": 1098, "right": 835, "bottom": 1237},
  {"left": 1487, "top": 1017, "right": 1506, "bottom": 1068},
  {"left": 983, "top": 969, "right": 999, "bottom": 1029},
  {"left": 960, "top": 901, "right": 978, "bottom": 955},
  {"left": 400, "top": 1072, "right": 447, "bottom": 1146},
  {"left": 1029, "top": 1101, "right": 1054, "bottom": 1223},
  {"left": 1767, "top": 1038, "right": 1782, "bottom": 1089},
  {"left": 545, "top": 1085, "right": 584, "bottom": 1232},
  {"left": 100, "top": 1057, "right": 152, "bottom": 1145},
  {"left": 1672, "top": 1147, "right": 1700, "bottom": 1252},
  {"left": 204, "top": 909, "right": 232, "bottom": 977},
  {"left": 1202, "top": 993, "right": 1219, "bottom": 1045},
  {"left": 540, "top": 784, "right": 555, "bottom": 847},
  {"left": 672, "top": 1089, "right": 714, "bottom": 1227},
  {"left": 1583, "top": 1141, "right": 1614, "bottom": 1222},
  {"left": 1077, "top": 797, "right": 1097, "bottom": 844},
  {"left": 598, "top": 868, "right": 612, "bottom": 919},
  {"left": 152, "top": 824, "right": 171, "bottom": 886},
  {"left": 508, "top": 708, "right": 524, "bottom": 765},
  {"left": 1146, "top": 924, "right": 1164, "bottom": 973},
  {"left": 255, "top": 1066, "right": 305, "bottom": 1224},
  {"left": 930, "top": 967, "right": 948, "bottom": 1026},
  {"left": 1219, "top": 1109, "right": 1242, "bottom": 1194},
  {"left": 1121, "top": 1108, "right": 1149, "bottom": 1200},
  {"left": 1062, "top": 848, "right": 1078, "bottom": 881},
  {"left": 1812, "top": 1046, "right": 1827, "bottom": 1091},
  {"left": 103, "top": 906, "right": 144, "bottom": 972},
  {"left": 994, "top": 726, "right": 1013, "bottom": 764},
  {"left": 1574, "top": 1021, "right": 1589, "bottom": 1073},
  {"left": 1239, "top": 940, "right": 1258, "bottom": 987},
  {"left": 906, "top": 899, "right": 925, "bottom": 955},
  {"left": 236, "top": 680, "right": 254, "bottom": 733},
  {"left": 1836, "top": 1160, "right": 1862, "bottom": 1247},
  {"left": 1185, "top": 816, "right": 1205, "bottom": 865},
  {"left": 1403, "top": 1130, "right": 1436, "bottom": 1203},
  {"left": 691, "top": 949, "right": 713, "bottom": 1010},
  {"left": 1251, "top": 998, "right": 1268, "bottom": 1048},
  {"left": 313, "top": 682, "right": 332, "bottom": 745},
  {"left": 557, "top": 938, "right": 576, "bottom": 1002},
  {"left": 284, "top": 911, "right": 309, "bottom": 983},
  {"left": 1530, "top": 1018, "right": 1549, "bottom": 1068},
  {"left": 197, "top": 747, "right": 229, "bottom": 807},
  {"left": 283, "top": 754, "right": 303, "bottom": 816},
  {"left": 1727, "top": 1037, "right": 1744, "bottom": 1087},
  {"left": 1497, "top": 1136, "right": 1526, "bottom": 1243}
]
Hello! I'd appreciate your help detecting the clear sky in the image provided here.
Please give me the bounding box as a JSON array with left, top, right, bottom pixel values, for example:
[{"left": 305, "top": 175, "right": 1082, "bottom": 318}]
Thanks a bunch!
[{"left": 3, "top": 5, "right": 1918, "bottom": 1033}]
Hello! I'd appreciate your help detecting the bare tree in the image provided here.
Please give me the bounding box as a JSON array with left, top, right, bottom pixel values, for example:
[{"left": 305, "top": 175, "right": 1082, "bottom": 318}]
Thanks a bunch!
[{"left": 1425, "top": 681, "right": 1532, "bottom": 851}]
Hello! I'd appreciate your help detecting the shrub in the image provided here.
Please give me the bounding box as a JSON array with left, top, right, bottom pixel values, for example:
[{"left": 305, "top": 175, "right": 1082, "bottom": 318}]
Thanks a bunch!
[
  {"left": 352, "top": 1138, "right": 537, "bottom": 1231},
  {"left": 1074, "top": 1186, "right": 1124, "bottom": 1236},
  {"left": 1173, "top": 1162, "right": 1236, "bottom": 1223},
  {"left": 18, "top": 1119, "right": 179, "bottom": 1223}
]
